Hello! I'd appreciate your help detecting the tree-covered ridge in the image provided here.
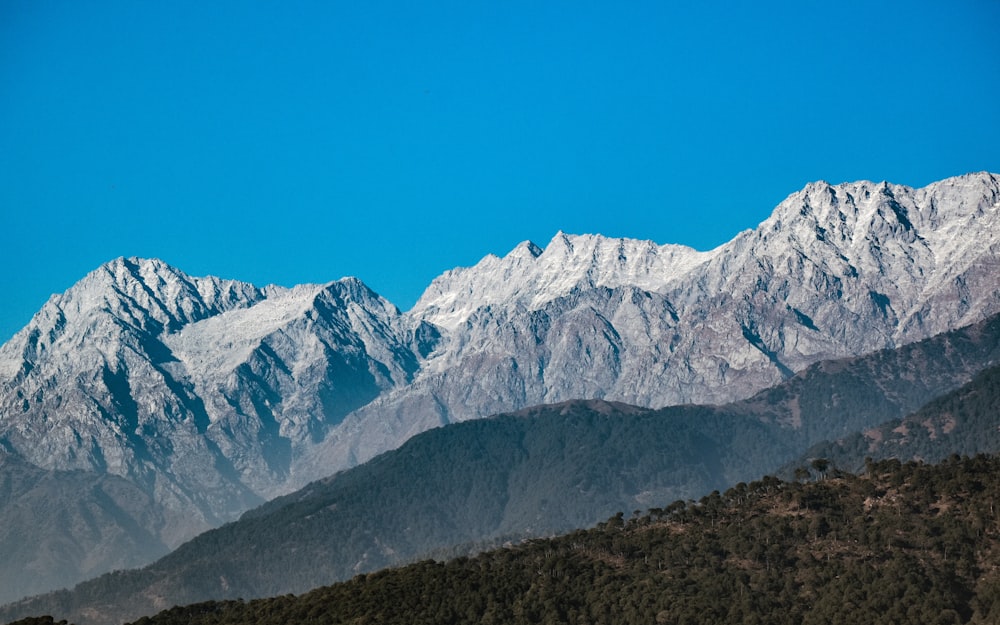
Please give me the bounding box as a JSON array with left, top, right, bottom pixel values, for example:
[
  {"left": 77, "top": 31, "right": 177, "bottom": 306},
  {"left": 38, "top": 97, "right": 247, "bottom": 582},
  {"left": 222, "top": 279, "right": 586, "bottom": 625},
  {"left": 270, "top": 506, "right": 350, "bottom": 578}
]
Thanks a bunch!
[
  {"left": 790, "top": 363, "right": 1000, "bottom": 475},
  {"left": 731, "top": 311, "right": 1000, "bottom": 443},
  {"left": 76, "top": 454, "right": 1000, "bottom": 625},
  {"left": 0, "top": 401, "right": 796, "bottom": 625}
]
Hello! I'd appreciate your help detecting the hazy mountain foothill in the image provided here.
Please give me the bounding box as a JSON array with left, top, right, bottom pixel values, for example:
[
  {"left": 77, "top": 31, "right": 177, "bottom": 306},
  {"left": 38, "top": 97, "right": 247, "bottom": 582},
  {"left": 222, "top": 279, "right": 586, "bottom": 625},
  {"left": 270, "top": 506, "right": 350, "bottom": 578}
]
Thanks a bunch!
[
  {"left": 0, "top": 173, "right": 999, "bottom": 621},
  {"left": 0, "top": 452, "right": 171, "bottom": 606},
  {"left": 12, "top": 454, "right": 1000, "bottom": 625}
]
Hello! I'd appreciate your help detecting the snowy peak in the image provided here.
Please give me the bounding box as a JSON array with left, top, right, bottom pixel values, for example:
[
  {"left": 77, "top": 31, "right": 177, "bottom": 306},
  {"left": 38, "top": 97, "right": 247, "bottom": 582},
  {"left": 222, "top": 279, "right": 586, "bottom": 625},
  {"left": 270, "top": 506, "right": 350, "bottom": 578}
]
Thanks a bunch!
[
  {"left": 0, "top": 255, "right": 424, "bottom": 543},
  {"left": 63, "top": 257, "right": 268, "bottom": 332},
  {"left": 703, "top": 172, "right": 1000, "bottom": 346},
  {"left": 411, "top": 231, "right": 713, "bottom": 330},
  {"left": 0, "top": 257, "right": 270, "bottom": 381},
  {"left": 728, "top": 172, "right": 999, "bottom": 282},
  {"left": 508, "top": 240, "right": 543, "bottom": 260},
  {"left": 408, "top": 170, "right": 1000, "bottom": 334},
  {"left": 760, "top": 172, "right": 999, "bottom": 250}
]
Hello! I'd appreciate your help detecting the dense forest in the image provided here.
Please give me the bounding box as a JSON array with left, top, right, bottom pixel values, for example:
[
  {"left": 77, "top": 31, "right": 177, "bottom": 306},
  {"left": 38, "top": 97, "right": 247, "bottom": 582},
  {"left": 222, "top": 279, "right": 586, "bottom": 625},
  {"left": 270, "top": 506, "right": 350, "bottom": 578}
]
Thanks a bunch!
[{"left": 14, "top": 454, "right": 1000, "bottom": 625}]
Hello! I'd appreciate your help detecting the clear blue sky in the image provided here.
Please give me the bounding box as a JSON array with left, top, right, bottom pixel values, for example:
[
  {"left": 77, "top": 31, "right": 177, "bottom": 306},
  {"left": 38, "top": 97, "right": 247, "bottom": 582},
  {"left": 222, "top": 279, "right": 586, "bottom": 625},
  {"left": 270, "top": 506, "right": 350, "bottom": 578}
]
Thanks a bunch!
[{"left": 2, "top": 1, "right": 999, "bottom": 343}]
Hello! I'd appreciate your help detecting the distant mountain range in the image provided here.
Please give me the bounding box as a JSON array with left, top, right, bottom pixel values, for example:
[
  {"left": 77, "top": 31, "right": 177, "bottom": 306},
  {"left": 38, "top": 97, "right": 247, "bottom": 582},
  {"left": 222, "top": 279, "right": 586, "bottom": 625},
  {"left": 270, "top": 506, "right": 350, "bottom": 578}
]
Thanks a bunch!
[{"left": 0, "top": 172, "right": 998, "bottom": 605}]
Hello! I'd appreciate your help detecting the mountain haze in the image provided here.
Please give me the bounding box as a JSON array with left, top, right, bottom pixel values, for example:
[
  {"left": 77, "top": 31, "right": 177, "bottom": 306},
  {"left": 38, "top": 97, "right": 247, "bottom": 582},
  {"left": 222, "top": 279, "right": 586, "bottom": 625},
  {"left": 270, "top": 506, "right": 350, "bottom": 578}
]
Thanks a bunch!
[
  {"left": 0, "top": 172, "right": 998, "bottom": 601},
  {"left": 0, "top": 449, "right": 169, "bottom": 606},
  {"left": 86, "top": 455, "right": 1000, "bottom": 625}
]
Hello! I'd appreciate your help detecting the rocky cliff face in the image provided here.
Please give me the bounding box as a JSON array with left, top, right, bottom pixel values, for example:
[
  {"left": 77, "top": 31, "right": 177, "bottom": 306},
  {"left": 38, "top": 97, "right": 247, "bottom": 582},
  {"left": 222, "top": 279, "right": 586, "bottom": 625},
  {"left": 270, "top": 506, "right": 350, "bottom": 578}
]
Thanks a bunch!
[
  {"left": 0, "top": 260, "right": 430, "bottom": 544},
  {"left": 0, "top": 173, "right": 998, "bottom": 601}
]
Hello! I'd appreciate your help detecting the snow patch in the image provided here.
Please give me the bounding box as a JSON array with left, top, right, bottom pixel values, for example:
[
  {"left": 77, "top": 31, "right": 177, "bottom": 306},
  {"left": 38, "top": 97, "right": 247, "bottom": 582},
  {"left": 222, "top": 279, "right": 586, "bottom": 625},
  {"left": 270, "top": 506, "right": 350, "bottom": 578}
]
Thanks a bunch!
[
  {"left": 411, "top": 232, "right": 716, "bottom": 330},
  {"left": 164, "top": 283, "right": 326, "bottom": 376}
]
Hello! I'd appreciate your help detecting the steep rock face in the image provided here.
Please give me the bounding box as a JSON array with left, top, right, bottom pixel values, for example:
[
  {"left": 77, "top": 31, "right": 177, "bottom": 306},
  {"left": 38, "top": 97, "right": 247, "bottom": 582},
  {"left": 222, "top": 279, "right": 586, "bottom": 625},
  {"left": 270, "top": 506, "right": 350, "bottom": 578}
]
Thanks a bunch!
[
  {"left": 0, "top": 261, "right": 427, "bottom": 545},
  {"left": 705, "top": 174, "right": 1000, "bottom": 353},
  {"left": 160, "top": 277, "right": 425, "bottom": 495},
  {"left": 0, "top": 259, "right": 272, "bottom": 541}
]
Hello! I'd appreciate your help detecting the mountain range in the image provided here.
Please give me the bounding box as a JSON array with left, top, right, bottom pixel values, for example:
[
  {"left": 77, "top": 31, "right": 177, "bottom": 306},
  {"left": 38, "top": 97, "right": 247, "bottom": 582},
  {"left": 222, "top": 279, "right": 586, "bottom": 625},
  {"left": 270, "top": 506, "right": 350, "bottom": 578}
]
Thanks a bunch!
[
  {"left": 4, "top": 309, "right": 1000, "bottom": 624},
  {"left": 0, "top": 172, "right": 998, "bottom": 605}
]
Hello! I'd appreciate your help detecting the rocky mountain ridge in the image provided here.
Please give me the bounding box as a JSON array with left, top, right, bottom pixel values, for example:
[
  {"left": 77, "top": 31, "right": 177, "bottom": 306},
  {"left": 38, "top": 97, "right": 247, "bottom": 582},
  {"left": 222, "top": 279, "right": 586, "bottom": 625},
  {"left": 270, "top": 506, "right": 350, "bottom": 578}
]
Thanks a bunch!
[
  {"left": 0, "top": 263, "right": 431, "bottom": 542},
  {"left": 314, "top": 172, "right": 1000, "bottom": 471}
]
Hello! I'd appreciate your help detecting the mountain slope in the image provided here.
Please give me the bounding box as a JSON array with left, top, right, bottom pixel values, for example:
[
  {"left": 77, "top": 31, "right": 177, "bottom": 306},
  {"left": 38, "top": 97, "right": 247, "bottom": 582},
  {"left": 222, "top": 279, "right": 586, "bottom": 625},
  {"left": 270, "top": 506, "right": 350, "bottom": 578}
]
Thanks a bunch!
[
  {"left": 0, "top": 450, "right": 171, "bottom": 607},
  {"left": 125, "top": 455, "right": 1000, "bottom": 625},
  {"left": 787, "top": 362, "right": 1000, "bottom": 474},
  {"left": 5, "top": 310, "right": 998, "bottom": 624},
  {"left": 0, "top": 400, "right": 787, "bottom": 624},
  {"left": 0, "top": 262, "right": 429, "bottom": 543},
  {"left": 21, "top": 455, "right": 1000, "bottom": 625}
]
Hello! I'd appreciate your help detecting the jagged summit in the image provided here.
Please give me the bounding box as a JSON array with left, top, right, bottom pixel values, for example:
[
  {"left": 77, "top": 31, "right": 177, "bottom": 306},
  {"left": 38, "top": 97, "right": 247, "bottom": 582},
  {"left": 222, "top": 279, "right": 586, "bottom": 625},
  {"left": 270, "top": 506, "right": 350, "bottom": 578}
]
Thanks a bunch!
[
  {"left": 0, "top": 257, "right": 269, "bottom": 382},
  {"left": 412, "top": 230, "right": 711, "bottom": 330},
  {"left": 732, "top": 172, "right": 1000, "bottom": 339},
  {"left": 0, "top": 258, "right": 426, "bottom": 548},
  {"left": 508, "top": 239, "right": 544, "bottom": 260},
  {"left": 411, "top": 173, "right": 1000, "bottom": 335}
]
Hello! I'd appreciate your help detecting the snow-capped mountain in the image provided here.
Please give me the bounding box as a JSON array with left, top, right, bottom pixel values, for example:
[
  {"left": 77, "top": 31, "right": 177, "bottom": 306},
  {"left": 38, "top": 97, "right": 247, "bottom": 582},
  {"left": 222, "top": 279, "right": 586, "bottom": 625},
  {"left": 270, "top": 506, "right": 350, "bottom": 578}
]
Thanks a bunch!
[
  {"left": 0, "top": 173, "right": 998, "bottom": 600},
  {"left": 310, "top": 173, "right": 1000, "bottom": 471},
  {"left": 0, "top": 260, "right": 431, "bottom": 544},
  {"left": 412, "top": 234, "right": 714, "bottom": 330}
]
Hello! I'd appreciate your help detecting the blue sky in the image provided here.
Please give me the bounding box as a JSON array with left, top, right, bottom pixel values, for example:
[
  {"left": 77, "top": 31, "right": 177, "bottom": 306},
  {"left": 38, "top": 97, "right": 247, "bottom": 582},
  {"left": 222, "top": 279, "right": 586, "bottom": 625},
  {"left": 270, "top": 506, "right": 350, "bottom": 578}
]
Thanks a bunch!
[{"left": 2, "top": 1, "right": 999, "bottom": 343}]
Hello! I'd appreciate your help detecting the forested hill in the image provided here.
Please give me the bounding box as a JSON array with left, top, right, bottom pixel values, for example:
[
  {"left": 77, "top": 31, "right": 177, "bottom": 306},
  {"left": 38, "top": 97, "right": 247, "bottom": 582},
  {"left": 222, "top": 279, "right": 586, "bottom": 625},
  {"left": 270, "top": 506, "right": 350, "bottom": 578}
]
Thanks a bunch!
[
  {"left": 789, "top": 362, "right": 1000, "bottom": 475},
  {"left": 0, "top": 401, "right": 796, "bottom": 625},
  {"left": 23, "top": 454, "right": 1000, "bottom": 625}
]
